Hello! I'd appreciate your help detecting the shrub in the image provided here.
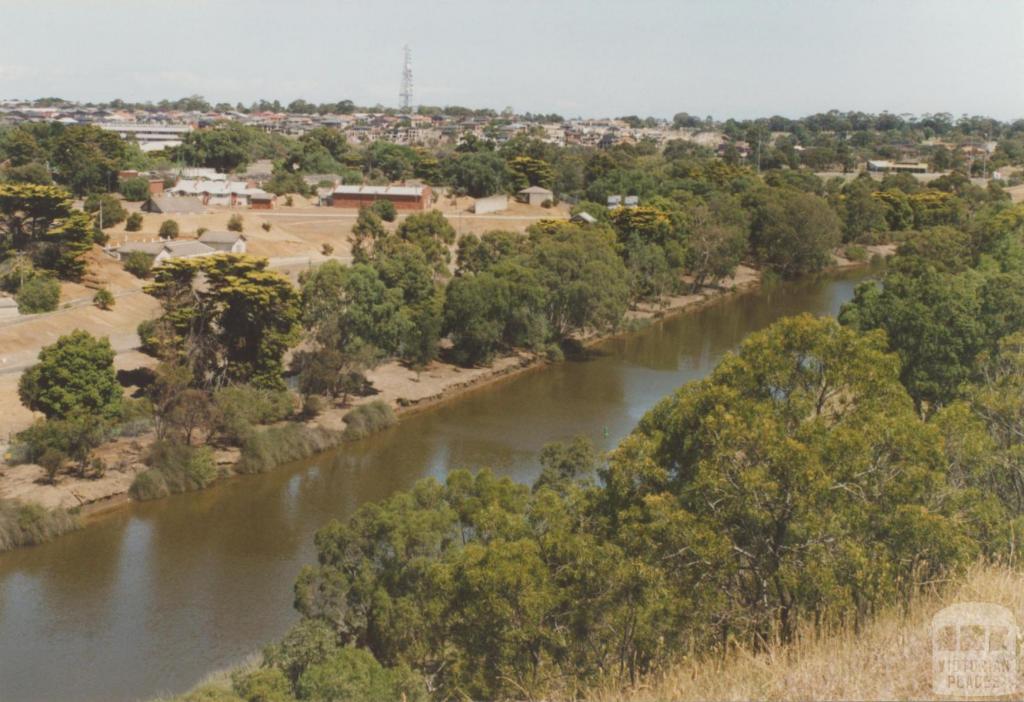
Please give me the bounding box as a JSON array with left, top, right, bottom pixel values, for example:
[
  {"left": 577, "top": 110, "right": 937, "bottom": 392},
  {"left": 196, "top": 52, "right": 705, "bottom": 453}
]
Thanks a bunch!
[
  {"left": 845, "top": 244, "right": 868, "bottom": 262},
  {"left": 0, "top": 499, "right": 80, "bottom": 552},
  {"left": 541, "top": 198, "right": 554, "bottom": 208},
  {"left": 129, "top": 440, "right": 218, "bottom": 500},
  {"left": 125, "top": 212, "right": 144, "bottom": 231},
  {"left": 230, "top": 668, "right": 291, "bottom": 702},
  {"left": 261, "top": 221, "right": 272, "bottom": 232},
  {"left": 93, "top": 288, "right": 115, "bottom": 310},
  {"left": 197, "top": 227, "right": 208, "bottom": 236},
  {"left": 123, "top": 250, "right": 154, "bottom": 279},
  {"left": 285, "top": 195, "right": 294, "bottom": 207},
  {"left": 370, "top": 199, "right": 397, "bottom": 222},
  {"left": 321, "top": 243, "right": 334, "bottom": 256},
  {"left": 341, "top": 401, "right": 396, "bottom": 441},
  {"left": 84, "top": 193, "right": 126, "bottom": 227},
  {"left": 212, "top": 384, "right": 294, "bottom": 444},
  {"left": 302, "top": 395, "right": 325, "bottom": 418},
  {"left": 227, "top": 214, "right": 244, "bottom": 232},
  {"left": 159, "top": 219, "right": 180, "bottom": 239},
  {"left": 15, "top": 276, "right": 60, "bottom": 313},
  {"left": 137, "top": 318, "right": 159, "bottom": 355},
  {"left": 91, "top": 226, "right": 109, "bottom": 246},
  {"left": 236, "top": 425, "right": 337, "bottom": 474},
  {"left": 119, "top": 177, "right": 150, "bottom": 202},
  {"left": 38, "top": 448, "right": 66, "bottom": 484}
]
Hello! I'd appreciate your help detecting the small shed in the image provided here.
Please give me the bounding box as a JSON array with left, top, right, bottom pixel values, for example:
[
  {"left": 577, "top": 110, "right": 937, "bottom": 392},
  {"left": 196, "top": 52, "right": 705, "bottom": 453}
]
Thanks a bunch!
[
  {"left": 248, "top": 191, "right": 275, "bottom": 210},
  {"left": 571, "top": 212, "right": 597, "bottom": 225},
  {"left": 517, "top": 186, "right": 554, "bottom": 207}
]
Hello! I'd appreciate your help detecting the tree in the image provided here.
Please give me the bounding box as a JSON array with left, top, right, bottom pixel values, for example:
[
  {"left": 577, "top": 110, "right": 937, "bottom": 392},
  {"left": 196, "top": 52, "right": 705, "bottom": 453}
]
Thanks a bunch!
[
  {"left": 122, "top": 250, "right": 154, "bottom": 279},
  {"left": 18, "top": 330, "right": 122, "bottom": 420},
  {"left": 145, "top": 255, "right": 300, "bottom": 390},
  {"left": 227, "top": 214, "right": 244, "bottom": 232},
  {"left": 49, "top": 125, "right": 126, "bottom": 195},
  {"left": 527, "top": 222, "right": 630, "bottom": 338},
  {"left": 118, "top": 177, "right": 150, "bottom": 201},
  {"left": 683, "top": 213, "right": 748, "bottom": 290},
  {"left": 840, "top": 268, "right": 987, "bottom": 414},
  {"left": 445, "top": 151, "right": 510, "bottom": 197},
  {"left": 159, "top": 219, "right": 180, "bottom": 239},
  {"left": 175, "top": 123, "right": 254, "bottom": 172},
  {"left": 395, "top": 210, "right": 456, "bottom": 275},
  {"left": 125, "top": 212, "right": 143, "bottom": 232},
  {"left": 349, "top": 207, "right": 387, "bottom": 263},
  {"left": 15, "top": 275, "right": 60, "bottom": 313},
  {"left": 84, "top": 193, "right": 126, "bottom": 228},
  {"left": 369, "top": 198, "right": 396, "bottom": 222},
  {"left": 745, "top": 187, "right": 841, "bottom": 277},
  {"left": 0, "top": 183, "right": 91, "bottom": 280}
]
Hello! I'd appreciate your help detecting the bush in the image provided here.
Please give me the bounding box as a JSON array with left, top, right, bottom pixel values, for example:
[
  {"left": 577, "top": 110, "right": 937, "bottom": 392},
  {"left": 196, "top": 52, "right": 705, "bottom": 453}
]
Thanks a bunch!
[
  {"left": 91, "top": 226, "right": 109, "bottom": 246},
  {"left": 129, "top": 440, "right": 218, "bottom": 500},
  {"left": 236, "top": 425, "right": 338, "bottom": 474},
  {"left": 285, "top": 195, "right": 294, "bottom": 207},
  {"left": 38, "top": 448, "right": 67, "bottom": 484},
  {"left": 125, "top": 212, "right": 144, "bottom": 232},
  {"left": 93, "top": 288, "right": 115, "bottom": 310},
  {"left": 321, "top": 243, "right": 334, "bottom": 256},
  {"left": 845, "top": 244, "right": 868, "bottom": 262},
  {"left": 302, "top": 395, "right": 325, "bottom": 418},
  {"left": 119, "top": 177, "right": 151, "bottom": 202},
  {"left": 212, "top": 384, "right": 294, "bottom": 444},
  {"left": 341, "top": 401, "right": 396, "bottom": 441},
  {"left": 123, "top": 250, "right": 154, "bottom": 279},
  {"left": 137, "top": 318, "right": 159, "bottom": 355},
  {"left": 84, "top": 193, "right": 127, "bottom": 228},
  {"left": 370, "top": 199, "right": 397, "bottom": 222},
  {"left": 15, "top": 275, "right": 60, "bottom": 313},
  {"left": 0, "top": 499, "right": 80, "bottom": 552},
  {"left": 261, "top": 221, "right": 271, "bottom": 232},
  {"left": 159, "top": 219, "right": 180, "bottom": 239},
  {"left": 227, "top": 214, "right": 244, "bottom": 232}
]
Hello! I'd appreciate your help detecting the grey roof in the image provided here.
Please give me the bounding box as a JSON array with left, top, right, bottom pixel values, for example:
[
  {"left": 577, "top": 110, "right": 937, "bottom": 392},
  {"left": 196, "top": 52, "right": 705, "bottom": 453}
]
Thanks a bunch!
[
  {"left": 145, "top": 195, "right": 206, "bottom": 214},
  {"left": 163, "top": 241, "right": 216, "bottom": 257},
  {"left": 519, "top": 186, "right": 553, "bottom": 195},
  {"left": 571, "top": 212, "right": 597, "bottom": 224},
  {"left": 248, "top": 191, "right": 274, "bottom": 201},
  {"left": 332, "top": 184, "right": 425, "bottom": 197},
  {"left": 199, "top": 230, "right": 246, "bottom": 244}
]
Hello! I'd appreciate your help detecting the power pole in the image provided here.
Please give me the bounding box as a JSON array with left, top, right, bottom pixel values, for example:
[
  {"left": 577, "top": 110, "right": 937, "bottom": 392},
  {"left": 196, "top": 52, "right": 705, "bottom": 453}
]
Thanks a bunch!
[{"left": 400, "top": 45, "right": 413, "bottom": 113}]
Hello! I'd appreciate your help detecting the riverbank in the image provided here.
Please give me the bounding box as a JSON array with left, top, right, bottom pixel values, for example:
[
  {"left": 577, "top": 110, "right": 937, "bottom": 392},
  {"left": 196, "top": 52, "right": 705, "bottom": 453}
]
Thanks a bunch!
[{"left": 0, "top": 248, "right": 890, "bottom": 542}]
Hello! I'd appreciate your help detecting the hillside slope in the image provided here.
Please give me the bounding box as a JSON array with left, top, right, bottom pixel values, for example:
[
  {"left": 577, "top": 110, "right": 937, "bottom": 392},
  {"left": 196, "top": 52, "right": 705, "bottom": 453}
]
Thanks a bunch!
[{"left": 600, "top": 563, "right": 1024, "bottom": 702}]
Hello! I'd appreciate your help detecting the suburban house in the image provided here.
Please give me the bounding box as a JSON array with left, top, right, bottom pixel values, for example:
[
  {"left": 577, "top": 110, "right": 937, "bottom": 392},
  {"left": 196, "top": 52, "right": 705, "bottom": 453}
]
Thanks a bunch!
[
  {"left": 112, "top": 239, "right": 218, "bottom": 266},
  {"left": 198, "top": 231, "right": 247, "bottom": 253},
  {"left": 328, "top": 184, "right": 431, "bottom": 210},
  {"left": 168, "top": 179, "right": 273, "bottom": 207},
  {"left": 517, "top": 186, "right": 553, "bottom": 206}
]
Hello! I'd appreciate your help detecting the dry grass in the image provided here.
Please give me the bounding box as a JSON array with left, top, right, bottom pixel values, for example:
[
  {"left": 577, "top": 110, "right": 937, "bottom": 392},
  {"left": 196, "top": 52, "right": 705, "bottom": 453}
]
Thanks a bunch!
[{"left": 602, "top": 562, "right": 1024, "bottom": 702}]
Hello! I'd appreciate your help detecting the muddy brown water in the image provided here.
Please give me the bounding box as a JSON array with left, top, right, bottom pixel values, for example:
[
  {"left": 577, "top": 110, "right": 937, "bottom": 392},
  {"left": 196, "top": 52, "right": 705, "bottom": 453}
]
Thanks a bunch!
[{"left": 0, "top": 267, "right": 876, "bottom": 702}]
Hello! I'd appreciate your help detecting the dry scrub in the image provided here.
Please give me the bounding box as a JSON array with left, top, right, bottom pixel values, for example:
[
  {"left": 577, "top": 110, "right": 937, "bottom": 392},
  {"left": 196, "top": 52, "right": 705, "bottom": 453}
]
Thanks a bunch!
[{"left": 604, "top": 563, "right": 1024, "bottom": 702}]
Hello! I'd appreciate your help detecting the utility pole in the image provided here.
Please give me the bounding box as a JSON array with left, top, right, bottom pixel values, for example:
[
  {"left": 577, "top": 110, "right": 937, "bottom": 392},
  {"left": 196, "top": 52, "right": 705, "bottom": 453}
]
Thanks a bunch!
[{"left": 400, "top": 45, "right": 413, "bottom": 113}]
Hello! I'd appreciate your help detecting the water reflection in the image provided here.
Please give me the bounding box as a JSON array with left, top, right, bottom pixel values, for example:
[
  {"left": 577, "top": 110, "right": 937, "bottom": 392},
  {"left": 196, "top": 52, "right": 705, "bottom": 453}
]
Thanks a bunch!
[{"left": 0, "top": 267, "right": 873, "bottom": 702}]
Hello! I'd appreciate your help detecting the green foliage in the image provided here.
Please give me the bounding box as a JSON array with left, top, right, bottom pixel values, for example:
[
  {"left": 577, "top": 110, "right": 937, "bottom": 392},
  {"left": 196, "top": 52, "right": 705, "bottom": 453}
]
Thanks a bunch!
[
  {"left": 0, "top": 182, "right": 90, "bottom": 280},
  {"left": 295, "top": 648, "right": 427, "bottom": 702},
  {"left": 340, "top": 401, "right": 397, "bottom": 440},
  {"left": 396, "top": 210, "right": 456, "bottom": 274},
  {"left": 746, "top": 187, "right": 841, "bottom": 277},
  {"left": 369, "top": 198, "right": 396, "bottom": 222},
  {"left": 93, "top": 288, "right": 114, "bottom": 309},
  {"left": 125, "top": 211, "right": 143, "bottom": 231},
  {"left": 84, "top": 193, "right": 126, "bottom": 228},
  {"left": 146, "top": 255, "right": 300, "bottom": 390},
  {"left": 119, "top": 177, "right": 151, "bottom": 201},
  {"left": 227, "top": 214, "right": 244, "bottom": 232},
  {"left": 212, "top": 384, "right": 294, "bottom": 444},
  {"left": 236, "top": 425, "right": 338, "bottom": 475},
  {"left": 18, "top": 330, "right": 122, "bottom": 419},
  {"left": 129, "top": 440, "right": 218, "bottom": 500},
  {"left": 15, "top": 274, "right": 60, "bottom": 313},
  {"left": 159, "top": 219, "right": 180, "bottom": 239},
  {"left": 123, "top": 250, "right": 154, "bottom": 278},
  {"left": 14, "top": 411, "right": 110, "bottom": 474}
]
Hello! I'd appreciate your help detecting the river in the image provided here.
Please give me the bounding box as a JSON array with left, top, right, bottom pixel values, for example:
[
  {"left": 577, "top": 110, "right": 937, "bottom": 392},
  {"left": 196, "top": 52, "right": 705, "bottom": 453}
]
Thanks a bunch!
[{"left": 0, "top": 266, "right": 876, "bottom": 702}]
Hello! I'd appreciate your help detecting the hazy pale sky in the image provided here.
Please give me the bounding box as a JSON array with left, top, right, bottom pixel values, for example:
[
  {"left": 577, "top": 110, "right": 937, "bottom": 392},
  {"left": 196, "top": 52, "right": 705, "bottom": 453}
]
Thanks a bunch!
[{"left": 1, "top": 0, "right": 1022, "bottom": 119}]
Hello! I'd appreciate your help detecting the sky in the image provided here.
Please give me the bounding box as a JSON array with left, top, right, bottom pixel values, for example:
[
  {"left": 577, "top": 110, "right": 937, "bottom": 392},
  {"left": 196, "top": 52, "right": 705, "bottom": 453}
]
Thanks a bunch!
[{"left": 1, "top": 0, "right": 1022, "bottom": 120}]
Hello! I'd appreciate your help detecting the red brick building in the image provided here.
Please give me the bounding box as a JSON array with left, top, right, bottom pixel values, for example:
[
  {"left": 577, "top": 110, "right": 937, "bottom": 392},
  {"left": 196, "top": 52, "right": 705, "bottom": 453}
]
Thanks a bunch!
[{"left": 329, "top": 184, "right": 431, "bottom": 211}]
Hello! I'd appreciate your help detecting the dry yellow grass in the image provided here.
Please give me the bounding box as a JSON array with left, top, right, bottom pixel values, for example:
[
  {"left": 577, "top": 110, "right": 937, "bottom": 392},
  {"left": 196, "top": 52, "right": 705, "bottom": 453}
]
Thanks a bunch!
[{"left": 602, "top": 563, "right": 1024, "bottom": 702}]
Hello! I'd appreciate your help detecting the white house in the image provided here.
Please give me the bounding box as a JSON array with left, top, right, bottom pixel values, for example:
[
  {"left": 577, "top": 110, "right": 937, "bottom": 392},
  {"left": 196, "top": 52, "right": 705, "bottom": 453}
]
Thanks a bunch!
[{"left": 114, "top": 239, "right": 217, "bottom": 265}]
